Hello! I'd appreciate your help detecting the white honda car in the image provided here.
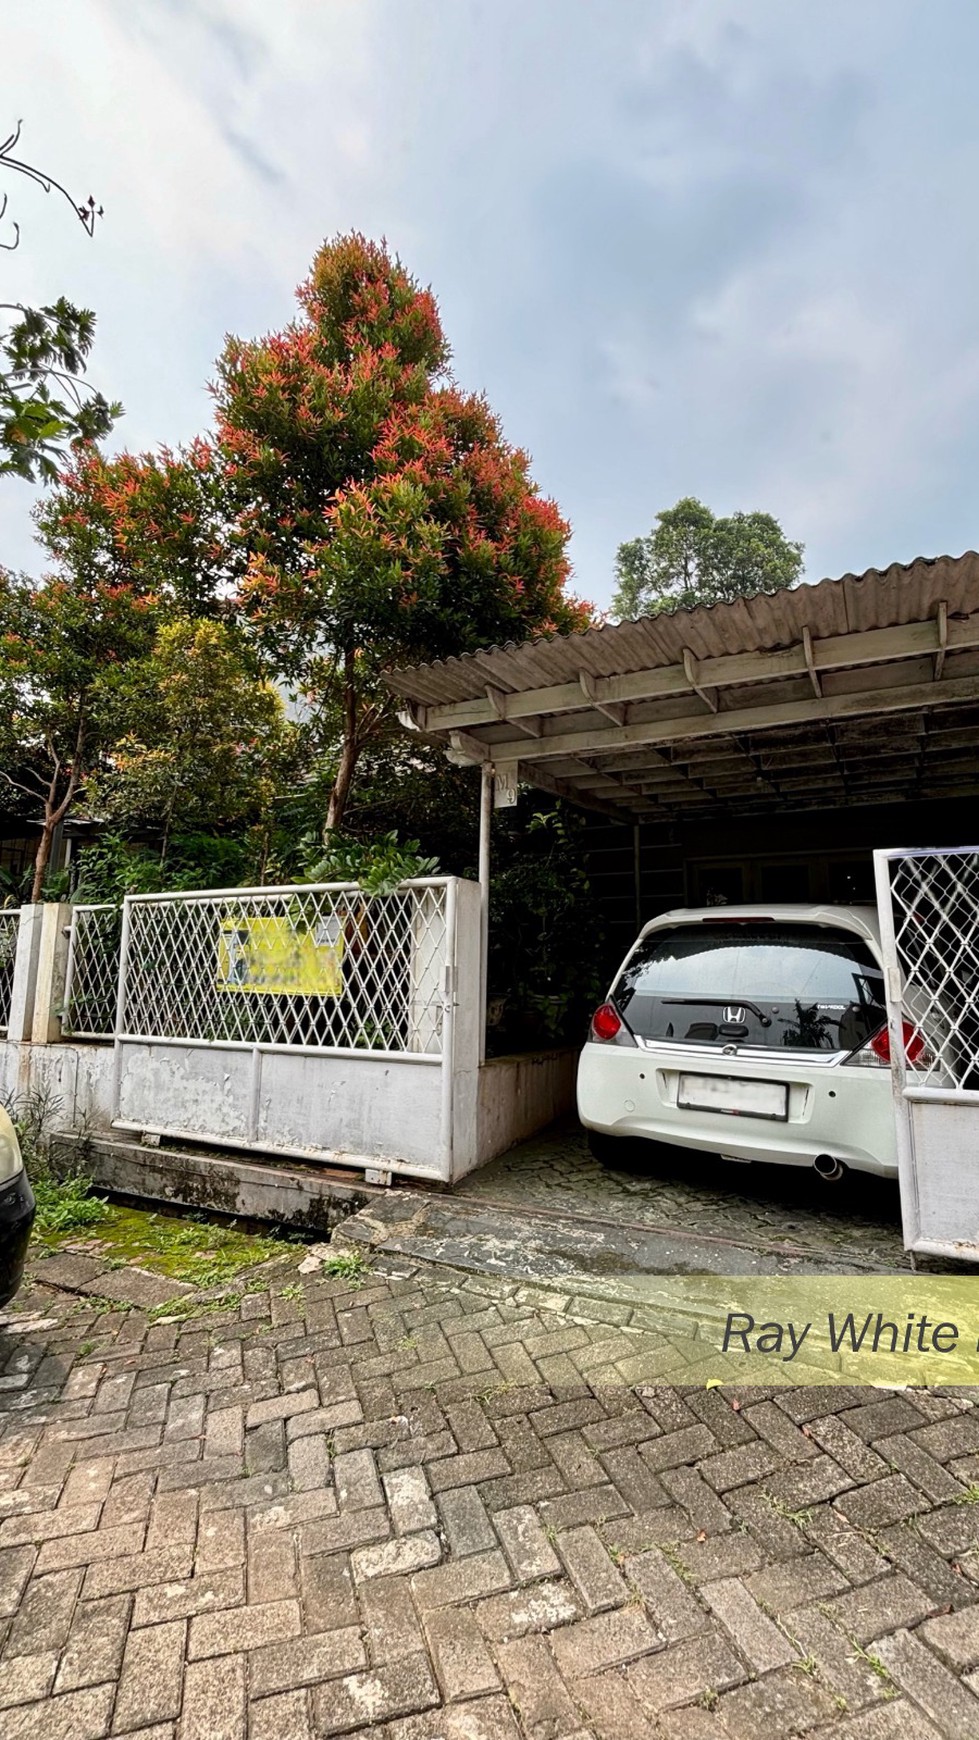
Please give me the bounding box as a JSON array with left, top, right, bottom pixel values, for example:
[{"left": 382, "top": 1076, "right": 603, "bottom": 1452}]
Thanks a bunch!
[{"left": 577, "top": 904, "right": 920, "bottom": 1181}]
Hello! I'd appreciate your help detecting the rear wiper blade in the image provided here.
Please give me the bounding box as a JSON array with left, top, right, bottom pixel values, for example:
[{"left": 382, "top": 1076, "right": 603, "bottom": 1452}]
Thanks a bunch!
[{"left": 661, "top": 997, "right": 772, "bottom": 1029}]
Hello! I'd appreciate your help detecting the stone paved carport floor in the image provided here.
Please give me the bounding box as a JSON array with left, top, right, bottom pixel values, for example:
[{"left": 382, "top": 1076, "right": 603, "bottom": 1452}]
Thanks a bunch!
[
  {"left": 337, "top": 1126, "right": 939, "bottom": 1318},
  {"left": 458, "top": 1125, "right": 910, "bottom": 1270},
  {"left": 0, "top": 1247, "right": 978, "bottom": 1738}
]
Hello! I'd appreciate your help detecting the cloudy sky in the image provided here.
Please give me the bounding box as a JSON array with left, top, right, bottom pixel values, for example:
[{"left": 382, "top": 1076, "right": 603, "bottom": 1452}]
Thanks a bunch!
[{"left": 2, "top": 0, "right": 978, "bottom": 610}]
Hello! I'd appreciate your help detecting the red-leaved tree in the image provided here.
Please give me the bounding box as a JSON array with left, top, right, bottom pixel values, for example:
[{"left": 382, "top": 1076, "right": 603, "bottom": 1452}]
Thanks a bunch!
[{"left": 215, "top": 233, "right": 588, "bottom": 833}]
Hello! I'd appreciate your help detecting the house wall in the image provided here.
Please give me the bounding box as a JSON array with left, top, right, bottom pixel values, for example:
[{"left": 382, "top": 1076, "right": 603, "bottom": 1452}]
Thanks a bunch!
[
  {"left": 475, "top": 1048, "right": 577, "bottom": 1170},
  {"left": 580, "top": 794, "right": 979, "bottom": 981}
]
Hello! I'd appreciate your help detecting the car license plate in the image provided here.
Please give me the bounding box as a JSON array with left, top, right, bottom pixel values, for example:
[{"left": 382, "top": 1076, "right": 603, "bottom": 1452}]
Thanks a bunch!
[{"left": 677, "top": 1073, "right": 788, "bottom": 1122}]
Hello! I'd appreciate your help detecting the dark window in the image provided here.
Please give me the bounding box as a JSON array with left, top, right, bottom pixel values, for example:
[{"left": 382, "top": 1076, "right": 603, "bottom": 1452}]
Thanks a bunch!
[{"left": 613, "top": 922, "right": 884, "bottom": 1053}]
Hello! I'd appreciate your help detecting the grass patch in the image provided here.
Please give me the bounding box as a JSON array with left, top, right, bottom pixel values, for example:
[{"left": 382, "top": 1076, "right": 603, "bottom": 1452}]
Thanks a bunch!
[
  {"left": 953, "top": 1483, "right": 979, "bottom": 1505},
  {"left": 318, "top": 1248, "right": 365, "bottom": 1280},
  {"left": 32, "top": 1193, "right": 292, "bottom": 1291},
  {"left": 11, "top": 1087, "right": 360, "bottom": 1301},
  {"left": 6, "top": 1090, "right": 112, "bottom": 1239}
]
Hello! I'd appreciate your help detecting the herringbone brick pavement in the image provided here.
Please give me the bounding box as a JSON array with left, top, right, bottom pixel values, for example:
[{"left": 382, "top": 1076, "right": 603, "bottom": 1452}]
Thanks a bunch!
[{"left": 0, "top": 1257, "right": 977, "bottom": 1738}]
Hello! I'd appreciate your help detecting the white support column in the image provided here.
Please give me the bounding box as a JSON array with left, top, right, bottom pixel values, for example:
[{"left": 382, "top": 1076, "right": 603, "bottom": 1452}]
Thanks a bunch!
[
  {"left": 31, "top": 903, "right": 72, "bottom": 1045},
  {"left": 478, "top": 762, "right": 493, "bottom": 1065},
  {"left": 6, "top": 905, "right": 43, "bottom": 1044}
]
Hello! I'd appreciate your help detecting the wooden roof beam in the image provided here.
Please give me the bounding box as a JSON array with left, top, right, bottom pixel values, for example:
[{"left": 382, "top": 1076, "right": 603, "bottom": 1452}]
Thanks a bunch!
[
  {"left": 479, "top": 671, "right": 979, "bottom": 768},
  {"left": 682, "top": 648, "right": 719, "bottom": 713},
  {"left": 935, "top": 601, "right": 948, "bottom": 681},
  {"left": 579, "top": 670, "right": 626, "bottom": 725},
  {"left": 484, "top": 684, "right": 542, "bottom": 738},
  {"left": 803, "top": 627, "right": 822, "bottom": 698},
  {"left": 516, "top": 761, "right": 638, "bottom": 819}
]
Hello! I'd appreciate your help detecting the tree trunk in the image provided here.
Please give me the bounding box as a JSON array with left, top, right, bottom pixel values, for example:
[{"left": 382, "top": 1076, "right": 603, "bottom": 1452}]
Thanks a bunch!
[
  {"left": 29, "top": 819, "right": 55, "bottom": 904},
  {"left": 30, "top": 715, "right": 85, "bottom": 902},
  {"left": 324, "top": 645, "right": 359, "bottom": 838}
]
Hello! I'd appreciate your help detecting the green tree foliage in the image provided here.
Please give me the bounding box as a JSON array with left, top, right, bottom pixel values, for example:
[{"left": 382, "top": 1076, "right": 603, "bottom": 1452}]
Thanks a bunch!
[
  {"left": 89, "top": 618, "right": 290, "bottom": 863},
  {"left": 308, "top": 830, "right": 440, "bottom": 897},
  {"left": 71, "top": 832, "right": 256, "bottom": 903},
  {"left": 1, "top": 300, "right": 120, "bottom": 483},
  {"left": 0, "top": 560, "right": 159, "bottom": 900},
  {"left": 0, "top": 447, "right": 236, "bottom": 901},
  {"left": 1, "top": 122, "right": 119, "bottom": 480},
  {"left": 21, "top": 235, "right": 590, "bottom": 864},
  {"left": 612, "top": 496, "right": 804, "bottom": 619},
  {"left": 486, "top": 807, "right": 605, "bottom": 1050}
]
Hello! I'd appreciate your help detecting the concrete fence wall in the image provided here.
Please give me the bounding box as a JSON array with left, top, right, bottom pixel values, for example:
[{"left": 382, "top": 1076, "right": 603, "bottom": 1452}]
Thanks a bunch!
[{"left": 0, "top": 896, "right": 576, "bottom": 1183}]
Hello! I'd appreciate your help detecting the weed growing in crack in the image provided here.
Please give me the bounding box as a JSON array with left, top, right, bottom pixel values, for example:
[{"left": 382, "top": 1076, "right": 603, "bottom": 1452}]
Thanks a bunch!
[
  {"left": 659, "top": 1542, "right": 696, "bottom": 1585},
  {"left": 763, "top": 1493, "right": 813, "bottom": 1528},
  {"left": 793, "top": 1655, "right": 819, "bottom": 1677},
  {"left": 847, "top": 1641, "right": 898, "bottom": 1696}
]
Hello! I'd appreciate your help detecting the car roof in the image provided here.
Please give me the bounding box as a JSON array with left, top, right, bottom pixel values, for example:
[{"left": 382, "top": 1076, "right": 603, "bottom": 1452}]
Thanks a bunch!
[{"left": 638, "top": 903, "right": 881, "bottom": 947}]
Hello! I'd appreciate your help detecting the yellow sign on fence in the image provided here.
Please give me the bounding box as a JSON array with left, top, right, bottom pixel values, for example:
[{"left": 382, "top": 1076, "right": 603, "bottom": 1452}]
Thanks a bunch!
[{"left": 216, "top": 915, "right": 344, "bottom": 997}]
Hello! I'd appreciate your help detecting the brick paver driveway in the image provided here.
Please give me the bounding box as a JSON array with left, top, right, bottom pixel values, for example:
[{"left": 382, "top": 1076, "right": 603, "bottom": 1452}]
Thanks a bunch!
[{"left": 1, "top": 1258, "right": 978, "bottom": 1738}]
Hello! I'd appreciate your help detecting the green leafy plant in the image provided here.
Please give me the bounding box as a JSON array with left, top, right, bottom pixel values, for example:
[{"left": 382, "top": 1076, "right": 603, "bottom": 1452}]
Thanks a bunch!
[
  {"left": 31, "top": 1171, "right": 109, "bottom": 1235},
  {"left": 71, "top": 831, "right": 254, "bottom": 903},
  {"left": 1, "top": 298, "right": 121, "bottom": 483},
  {"left": 318, "top": 1247, "right": 365, "bottom": 1278},
  {"left": 304, "top": 829, "right": 439, "bottom": 897},
  {"left": 487, "top": 804, "right": 605, "bottom": 1051},
  {"left": 0, "top": 1085, "right": 108, "bottom": 1238}
]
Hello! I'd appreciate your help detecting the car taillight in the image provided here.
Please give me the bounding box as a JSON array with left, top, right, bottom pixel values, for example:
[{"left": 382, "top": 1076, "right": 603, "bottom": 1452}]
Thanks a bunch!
[
  {"left": 868, "top": 1027, "right": 890, "bottom": 1064},
  {"left": 861, "top": 1020, "right": 930, "bottom": 1067},
  {"left": 590, "top": 1003, "right": 623, "bottom": 1042}
]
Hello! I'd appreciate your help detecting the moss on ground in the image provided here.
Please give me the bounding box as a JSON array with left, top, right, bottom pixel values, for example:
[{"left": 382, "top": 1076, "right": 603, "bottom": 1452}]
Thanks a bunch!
[{"left": 31, "top": 1184, "right": 294, "bottom": 1290}]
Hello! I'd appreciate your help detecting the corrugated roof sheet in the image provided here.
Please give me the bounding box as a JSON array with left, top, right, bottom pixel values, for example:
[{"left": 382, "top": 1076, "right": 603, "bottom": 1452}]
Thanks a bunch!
[{"left": 385, "top": 553, "right": 979, "bottom": 707}]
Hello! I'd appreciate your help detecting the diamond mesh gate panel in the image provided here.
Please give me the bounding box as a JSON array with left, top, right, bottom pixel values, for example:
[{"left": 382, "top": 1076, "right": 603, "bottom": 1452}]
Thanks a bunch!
[
  {"left": 63, "top": 905, "right": 121, "bottom": 1039},
  {"left": 0, "top": 910, "right": 18, "bottom": 1035},
  {"left": 120, "top": 883, "right": 448, "bottom": 1056},
  {"left": 883, "top": 849, "right": 979, "bottom": 1092}
]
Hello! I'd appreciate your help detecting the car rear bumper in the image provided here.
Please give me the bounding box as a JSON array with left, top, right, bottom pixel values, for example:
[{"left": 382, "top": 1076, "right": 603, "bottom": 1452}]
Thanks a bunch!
[
  {"left": 577, "top": 1045, "right": 898, "bottom": 1177},
  {"left": 0, "top": 1171, "right": 35, "bottom": 1308}
]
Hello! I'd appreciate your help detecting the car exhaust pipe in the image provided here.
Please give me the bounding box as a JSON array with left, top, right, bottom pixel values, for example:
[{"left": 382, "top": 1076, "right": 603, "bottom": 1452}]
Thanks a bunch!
[{"left": 813, "top": 1153, "right": 845, "bottom": 1182}]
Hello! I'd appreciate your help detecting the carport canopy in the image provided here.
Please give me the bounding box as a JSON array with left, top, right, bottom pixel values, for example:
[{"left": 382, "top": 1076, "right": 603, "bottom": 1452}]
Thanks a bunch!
[{"left": 385, "top": 554, "right": 979, "bottom": 821}]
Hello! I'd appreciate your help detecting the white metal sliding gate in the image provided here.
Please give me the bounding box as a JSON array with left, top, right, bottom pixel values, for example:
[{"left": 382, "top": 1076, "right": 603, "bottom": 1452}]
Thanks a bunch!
[
  {"left": 875, "top": 846, "right": 979, "bottom": 1262},
  {"left": 111, "top": 878, "right": 479, "bottom": 1183}
]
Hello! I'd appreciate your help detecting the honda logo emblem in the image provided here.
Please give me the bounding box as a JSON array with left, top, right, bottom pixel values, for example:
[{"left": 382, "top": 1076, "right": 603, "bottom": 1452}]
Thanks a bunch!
[{"left": 723, "top": 1006, "right": 745, "bottom": 1024}]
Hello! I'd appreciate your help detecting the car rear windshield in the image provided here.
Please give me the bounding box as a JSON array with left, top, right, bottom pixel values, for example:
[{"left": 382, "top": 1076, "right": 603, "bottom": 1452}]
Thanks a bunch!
[{"left": 612, "top": 921, "right": 885, "bottom": 1053}]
